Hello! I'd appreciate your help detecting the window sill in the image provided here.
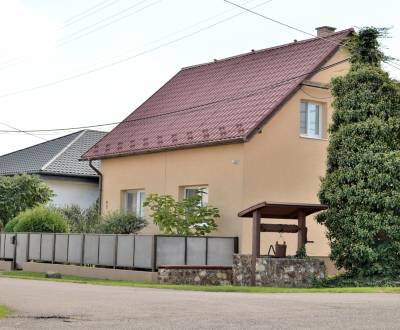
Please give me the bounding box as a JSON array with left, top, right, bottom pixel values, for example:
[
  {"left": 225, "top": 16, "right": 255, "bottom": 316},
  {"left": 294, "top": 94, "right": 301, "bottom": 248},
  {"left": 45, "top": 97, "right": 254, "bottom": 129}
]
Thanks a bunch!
[{"left": 299, "top": 135, "right": 327, "bottom": 141}]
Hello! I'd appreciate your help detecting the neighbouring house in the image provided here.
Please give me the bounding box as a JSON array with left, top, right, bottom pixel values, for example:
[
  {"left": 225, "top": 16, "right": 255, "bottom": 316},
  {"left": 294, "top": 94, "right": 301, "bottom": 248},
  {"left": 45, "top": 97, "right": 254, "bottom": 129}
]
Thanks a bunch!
[
  {"left": 82, "top": 27, "right": 353, "bottom": 271},
  {"left": 0, "top": 130, "right": 106, "bottom": 209}
]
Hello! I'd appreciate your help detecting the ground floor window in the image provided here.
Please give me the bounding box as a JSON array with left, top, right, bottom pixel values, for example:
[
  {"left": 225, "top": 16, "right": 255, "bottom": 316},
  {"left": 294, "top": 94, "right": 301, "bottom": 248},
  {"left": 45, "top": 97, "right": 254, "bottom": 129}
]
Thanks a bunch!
[
  {"left": 122, "top": 189, "right": 145, "bottom": 217},
  {"left": 183, "top": 186, "right": 208, "bottom": 206}
]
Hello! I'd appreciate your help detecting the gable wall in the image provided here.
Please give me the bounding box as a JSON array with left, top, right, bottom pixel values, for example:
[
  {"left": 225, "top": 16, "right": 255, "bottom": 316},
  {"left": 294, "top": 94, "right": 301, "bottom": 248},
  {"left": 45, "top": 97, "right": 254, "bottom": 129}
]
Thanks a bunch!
[{"left": 241, "top": 47, "right": 350, "bottom": 256}]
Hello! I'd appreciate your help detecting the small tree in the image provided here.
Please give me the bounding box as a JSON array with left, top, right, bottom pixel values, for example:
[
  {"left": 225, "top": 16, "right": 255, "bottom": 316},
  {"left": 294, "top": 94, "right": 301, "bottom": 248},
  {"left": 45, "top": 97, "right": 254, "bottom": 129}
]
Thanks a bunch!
[
  {"left": 0, "top": 174, "right": 53, "bottom": 227},
  {"left": 317, "top": 27, "right": 400, "bottom": 277},
  {"left": 144, "top": 191, "right": 219, "bottom": 236},
  {"left": 98, "top": 210, "right": 147, "bottom": 234}
]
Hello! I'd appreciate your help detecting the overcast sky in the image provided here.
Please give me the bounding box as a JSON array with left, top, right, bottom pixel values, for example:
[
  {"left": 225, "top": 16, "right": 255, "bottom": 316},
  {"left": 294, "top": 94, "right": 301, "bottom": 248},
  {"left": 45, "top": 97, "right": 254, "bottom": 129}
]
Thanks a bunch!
[{"left": 0, "top": 0, "right": 399, "bottom": 156}]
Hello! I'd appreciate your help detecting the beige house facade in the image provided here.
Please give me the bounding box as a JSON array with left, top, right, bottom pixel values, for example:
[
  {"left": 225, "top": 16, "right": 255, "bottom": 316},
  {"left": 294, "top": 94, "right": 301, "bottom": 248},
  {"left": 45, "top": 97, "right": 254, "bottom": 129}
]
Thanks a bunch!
[{"left": 83, "top": 28, "right": 353, "bottom": 272}]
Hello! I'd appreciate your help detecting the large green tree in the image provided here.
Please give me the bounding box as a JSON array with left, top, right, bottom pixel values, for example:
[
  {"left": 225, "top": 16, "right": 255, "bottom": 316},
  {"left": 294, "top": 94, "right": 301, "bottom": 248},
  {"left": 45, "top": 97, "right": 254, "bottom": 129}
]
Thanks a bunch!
[
  {"left": 317, "top": 27, "right": 400, "bottom": 277},
  {"left": 0, "top": 174, "right": 53, "bottom": 227}
]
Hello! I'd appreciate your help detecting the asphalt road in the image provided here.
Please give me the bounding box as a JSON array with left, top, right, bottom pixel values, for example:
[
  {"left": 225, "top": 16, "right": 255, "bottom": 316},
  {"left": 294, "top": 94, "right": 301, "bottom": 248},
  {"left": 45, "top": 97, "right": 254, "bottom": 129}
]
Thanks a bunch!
[{"left": 0, "top": 278, "right": 399, "bottom": 329}]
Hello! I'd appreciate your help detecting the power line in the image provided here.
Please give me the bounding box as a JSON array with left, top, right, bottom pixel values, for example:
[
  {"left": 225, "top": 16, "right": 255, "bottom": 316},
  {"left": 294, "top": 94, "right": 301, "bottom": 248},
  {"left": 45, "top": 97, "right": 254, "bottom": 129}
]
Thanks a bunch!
[
  {"left": 0, "top": 58, "right": 349, "bottom": 133},
  {"left": 57, "top": 0, "right": 158, "bottom": 47},
  {"left": 0, "top": 122, "right": 47, "bottom": 141},
  {"left": 0, "top": 0, "right": 122, "bottom": 69},
  {"left": 0, "top": 0, "right": 260, "bottom": 73},
  {"left": 63, "top": 0, "right": 121, "bottom": 26},
  {"left": 0, "top": 0, "right": 156, "bottom": 71},
  {"left": 224, "top": 0, "right": 342, "bottom": 47},
  {"left": 225, "top": 0, "right": 400, "bottom": 73},
  {"left": 0, "top": 0, "right": 273, "bottom": 99}
]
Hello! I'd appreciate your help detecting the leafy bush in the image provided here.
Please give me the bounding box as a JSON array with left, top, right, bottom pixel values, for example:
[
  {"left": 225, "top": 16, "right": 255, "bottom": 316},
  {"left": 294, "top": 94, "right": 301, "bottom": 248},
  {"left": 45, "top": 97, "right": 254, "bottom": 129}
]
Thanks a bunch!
[
  {"left": 12, "top": 206, "right": 69, "bottom": 233},
  {"left": 144, "top": 191, "right": 219, "bottom": 235},
  {"left": 0, "top": 174, "right": 53, "bottom": 227},
  {"left": 99, "top": 210, "right": 147, "bottom": 234},
  {"left": 57, "top": 201, "right": 101, "bottom": 233},
  {"left": 4, "top": 217, "right": 20, "bottom": 233},
  {"left": 317, "top": 27, "right": 400, "bottom": 277}
]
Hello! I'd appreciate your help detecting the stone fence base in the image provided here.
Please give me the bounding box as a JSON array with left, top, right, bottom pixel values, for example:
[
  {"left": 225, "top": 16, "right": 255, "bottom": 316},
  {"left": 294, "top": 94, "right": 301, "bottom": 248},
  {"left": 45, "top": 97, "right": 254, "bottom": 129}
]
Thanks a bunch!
[
  {"left": 233, "top": 254, "right": 326, "bottom": 287},
  {"left": 158, "top": 266, "right": 232, "bottom": 285}
]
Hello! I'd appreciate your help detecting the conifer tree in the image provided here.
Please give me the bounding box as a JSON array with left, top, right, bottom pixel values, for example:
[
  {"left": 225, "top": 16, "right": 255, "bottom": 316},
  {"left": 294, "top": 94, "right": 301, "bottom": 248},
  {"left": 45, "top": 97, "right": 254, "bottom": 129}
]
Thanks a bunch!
[{"left": 317, "top": 27, "right": 400, "bottom": 277}]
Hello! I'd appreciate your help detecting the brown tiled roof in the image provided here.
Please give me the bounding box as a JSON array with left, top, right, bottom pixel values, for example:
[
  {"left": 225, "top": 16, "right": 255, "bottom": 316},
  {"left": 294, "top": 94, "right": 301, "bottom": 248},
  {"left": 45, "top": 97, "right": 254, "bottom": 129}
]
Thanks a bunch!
[{"left": 82, "top": 29, "right": 352, "bottom": 160}]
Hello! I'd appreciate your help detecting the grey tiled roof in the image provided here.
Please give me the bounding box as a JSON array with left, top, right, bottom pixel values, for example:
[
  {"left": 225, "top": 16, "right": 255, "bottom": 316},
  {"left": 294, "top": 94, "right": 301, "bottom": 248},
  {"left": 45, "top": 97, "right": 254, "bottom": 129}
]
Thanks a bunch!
[{"left": 0, "top": 130, "right": 106, "bottom": 177}]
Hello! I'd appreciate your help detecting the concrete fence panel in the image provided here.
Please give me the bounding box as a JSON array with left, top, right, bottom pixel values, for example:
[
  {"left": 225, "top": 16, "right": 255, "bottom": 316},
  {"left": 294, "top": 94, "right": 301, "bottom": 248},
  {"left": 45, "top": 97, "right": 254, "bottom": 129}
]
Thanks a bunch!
[
  {"left": 116, "top": 235, "right": 134, "bottom": 268},
  {"left": 15, "top": 233, "right": 29, "bottom": 269},
  {"left": 207, "top": 238, "right": 235, "bottom": 266},
  {"left": 134, "top": 235, "right": 153, "bottom": 269},
  {"left": 83, "top": 234, "right": 99, "bottom": 265},
  {"left": 0, "top": 234, "right": 5, "bottom": 258},
  {"left": 68, "top": 234, "right": 83, "bottom": 264},
  {"left": 1, "top": 232, "right": 238, "bottom": 270},
  {"left": 98, "top": 235, "right": 116, "bottom": 267},
  {"left": 4, "top": 234, "right": 15, "bottom": 259},
  {"left": 54, "top": 234, "right": 68, "bottom": 263},
  {"left": 156, "top": 236, "right": 185, "bottom": 267},
  {"left": 28, "top": 233, "right": 41, "bottom": 260},
  {"left": 186, "top": 237, "right": 206, "bottom": 265},
  {"left": 40, "top": 234, "right": 54, "bottom": 262}
]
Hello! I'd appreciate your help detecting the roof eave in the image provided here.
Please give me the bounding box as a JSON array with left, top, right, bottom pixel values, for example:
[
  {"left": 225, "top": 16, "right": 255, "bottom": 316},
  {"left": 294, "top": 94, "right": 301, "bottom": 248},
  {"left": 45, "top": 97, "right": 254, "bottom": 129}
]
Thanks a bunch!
[{"left": 81, "top": 137, "right": 246, "bottom": 161}]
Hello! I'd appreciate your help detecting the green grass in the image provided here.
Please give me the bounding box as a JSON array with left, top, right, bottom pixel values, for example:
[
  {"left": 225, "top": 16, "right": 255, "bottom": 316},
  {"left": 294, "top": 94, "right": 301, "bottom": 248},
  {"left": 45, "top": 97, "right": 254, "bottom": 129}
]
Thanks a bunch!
[
  {"left": 0, "top": 305, "right": 11, "bottom": 319},
  {"left": 1, "top": 271, "right": 400, "bottom": 293}
]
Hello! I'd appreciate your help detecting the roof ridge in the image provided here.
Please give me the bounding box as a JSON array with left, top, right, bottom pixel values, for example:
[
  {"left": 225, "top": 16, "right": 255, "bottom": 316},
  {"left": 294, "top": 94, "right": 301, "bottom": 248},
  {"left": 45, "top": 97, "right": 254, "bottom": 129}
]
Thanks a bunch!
[
  {"left": 41, "top": 130, "right": 86, "bottom": 171},
  {"left": 0, "top": 130, "right": 84, "bottom": 158},
  {"left": 181, "top": 28, "right": 353, "bottom": 71}
]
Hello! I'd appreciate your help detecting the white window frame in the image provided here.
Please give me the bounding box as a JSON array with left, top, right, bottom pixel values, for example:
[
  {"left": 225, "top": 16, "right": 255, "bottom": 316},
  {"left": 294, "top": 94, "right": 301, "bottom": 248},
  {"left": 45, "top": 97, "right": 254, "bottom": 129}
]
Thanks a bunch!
[
  {"left": 300, "top": 101, "right": 323, "bottom": 139},
  {"left": 123, "top": 189, "right": 145, "bottom": 217},
  {"left": 183, "top": 186, "right": 208, "bottom": 206}
]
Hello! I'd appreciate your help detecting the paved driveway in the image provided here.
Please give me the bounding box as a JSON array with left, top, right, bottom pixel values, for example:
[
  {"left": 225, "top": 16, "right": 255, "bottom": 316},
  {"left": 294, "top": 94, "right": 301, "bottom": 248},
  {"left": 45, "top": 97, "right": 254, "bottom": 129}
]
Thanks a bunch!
[{"left": 0, "top": 277, "right": 399, "bottom": 329}]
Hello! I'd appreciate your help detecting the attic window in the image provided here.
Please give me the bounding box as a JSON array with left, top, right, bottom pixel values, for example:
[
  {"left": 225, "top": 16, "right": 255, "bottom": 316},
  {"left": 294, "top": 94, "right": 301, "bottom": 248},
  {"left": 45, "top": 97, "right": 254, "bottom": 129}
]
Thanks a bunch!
[{"left": 300, "top": 101, "right": 322, "bottom": 139}]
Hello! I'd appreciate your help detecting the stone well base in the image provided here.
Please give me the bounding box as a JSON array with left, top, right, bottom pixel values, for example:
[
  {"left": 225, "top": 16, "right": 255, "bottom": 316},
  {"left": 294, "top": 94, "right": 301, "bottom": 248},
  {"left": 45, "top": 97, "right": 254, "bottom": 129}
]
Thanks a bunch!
[
  {"left": 233, "top": 254, "right": 326, "bottom": 287},
  {"left": 158, "top": 266, "right": 232, "bottom": 285}
]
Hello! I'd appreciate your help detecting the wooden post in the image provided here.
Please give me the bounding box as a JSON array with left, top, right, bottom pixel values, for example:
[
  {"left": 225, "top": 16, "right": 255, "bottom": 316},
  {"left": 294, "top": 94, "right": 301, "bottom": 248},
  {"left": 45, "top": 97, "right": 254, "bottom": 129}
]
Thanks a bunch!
[
  {"left": 297, "top": 210, "right": 306, "bottom": 253},
  {"left": 251, "top": 209, "right": 261, "bottom": 286}
]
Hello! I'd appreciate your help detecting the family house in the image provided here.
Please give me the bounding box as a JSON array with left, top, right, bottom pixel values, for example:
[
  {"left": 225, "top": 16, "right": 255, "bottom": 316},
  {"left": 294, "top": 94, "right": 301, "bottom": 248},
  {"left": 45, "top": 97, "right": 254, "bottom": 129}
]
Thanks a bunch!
[
  {"left": 82, "top": 27, "right": 353, "bottom": 268},
  {"left": 0, "top": 130, "right": 106, "bottom": 209}
]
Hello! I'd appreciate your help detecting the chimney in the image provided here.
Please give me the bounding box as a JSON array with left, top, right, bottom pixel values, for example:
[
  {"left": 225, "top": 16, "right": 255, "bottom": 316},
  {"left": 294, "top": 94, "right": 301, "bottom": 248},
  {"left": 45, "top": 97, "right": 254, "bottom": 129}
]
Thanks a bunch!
[{"left": 316, "top": 26, "right": 336, "bottom": 37}]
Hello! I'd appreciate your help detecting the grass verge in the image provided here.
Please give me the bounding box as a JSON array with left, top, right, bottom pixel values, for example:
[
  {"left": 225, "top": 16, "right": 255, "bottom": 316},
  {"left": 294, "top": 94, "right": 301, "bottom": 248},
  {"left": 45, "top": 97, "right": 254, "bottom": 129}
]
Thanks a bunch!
[
  {"left": 0, "top": 305, "right": 11, "bottom": 319},
  {"left": 1, "top": 271, "right": 400, "bottom": 293}
]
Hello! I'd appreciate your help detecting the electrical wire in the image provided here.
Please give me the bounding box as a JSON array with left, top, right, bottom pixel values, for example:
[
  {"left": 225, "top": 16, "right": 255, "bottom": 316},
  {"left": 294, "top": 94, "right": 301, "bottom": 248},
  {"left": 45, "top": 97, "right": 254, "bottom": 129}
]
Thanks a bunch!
[
  {"left": 57, "top": 0, "right": 157, "bottom": 47},
  {"left": 0, "top": 122, "right": 47, "bottom": 141},
  {"left": 224, "top": 0, "right": 400, "bottom": 72},
  {"left": 0, "top": 0, "right": 273, "bottom": 99},
  {"left": 0, "top": 57, "right": 349, "bottom": 134}
]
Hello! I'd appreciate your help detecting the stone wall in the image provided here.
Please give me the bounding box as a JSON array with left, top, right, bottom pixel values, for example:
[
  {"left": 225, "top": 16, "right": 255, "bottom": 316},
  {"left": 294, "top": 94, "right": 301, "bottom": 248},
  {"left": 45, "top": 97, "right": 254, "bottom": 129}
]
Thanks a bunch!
[
  {"left": 158, "top": 266, "right": 232, "bottom": 285},
  {"left": 233, "top": 254, "right": 326, "bottom": 287}
]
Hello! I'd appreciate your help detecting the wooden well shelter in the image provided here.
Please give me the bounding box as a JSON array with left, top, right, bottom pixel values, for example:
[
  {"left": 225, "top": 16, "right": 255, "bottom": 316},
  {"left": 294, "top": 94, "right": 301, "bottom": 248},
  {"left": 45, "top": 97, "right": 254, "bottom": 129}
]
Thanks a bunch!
[{"left": 238, "top": 202, "right": 328, "bottom": 285}]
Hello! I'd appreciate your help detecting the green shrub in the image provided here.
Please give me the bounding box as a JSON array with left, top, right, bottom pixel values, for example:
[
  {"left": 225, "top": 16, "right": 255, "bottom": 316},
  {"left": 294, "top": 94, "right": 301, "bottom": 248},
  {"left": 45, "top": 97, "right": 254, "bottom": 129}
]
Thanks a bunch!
[
  {"left": 12, "top": 206, "right": 69, "bottom": 233},
  {"left": 99, "top": 210, "right": 147, "bottom": 234},
  {"left": 57, "top": 201, "right": 101, "bottom": 233},
  {"left": 0, "top": 174, "right": 53, "bottom": 227},
  {"left": 4, "top": 217, "right": 20, "bottom": 232},
  {"left": 144, "top": 191, "right": 219, "bottom": 236}
]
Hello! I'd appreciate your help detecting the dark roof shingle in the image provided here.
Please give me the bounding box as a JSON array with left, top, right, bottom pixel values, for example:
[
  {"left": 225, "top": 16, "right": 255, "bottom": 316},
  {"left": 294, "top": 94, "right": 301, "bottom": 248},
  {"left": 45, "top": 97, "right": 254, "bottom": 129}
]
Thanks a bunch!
[
  {"left": 82, "top": 29, "right": 352, "bottom": 160},
  {"left": 0, "top": 130, "right": 106, "bottom": 177}
]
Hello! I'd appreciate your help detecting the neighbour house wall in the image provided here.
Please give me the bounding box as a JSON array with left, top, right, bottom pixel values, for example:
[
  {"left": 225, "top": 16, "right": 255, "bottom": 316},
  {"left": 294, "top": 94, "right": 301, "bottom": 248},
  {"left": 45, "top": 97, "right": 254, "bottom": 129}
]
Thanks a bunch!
[
  {"left": 43, "top": 176, "right": 99, "bottom": 209},
  {"left": 100, "top": 47, "right": 350, "bottom": 262}
]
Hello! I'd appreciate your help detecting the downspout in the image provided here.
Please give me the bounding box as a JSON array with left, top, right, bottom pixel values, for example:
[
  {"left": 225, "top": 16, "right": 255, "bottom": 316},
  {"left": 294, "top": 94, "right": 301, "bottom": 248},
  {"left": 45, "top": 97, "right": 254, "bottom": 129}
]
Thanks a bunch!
[{"left": 89, "top": 160, "right": 103, "bottom": 215}]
